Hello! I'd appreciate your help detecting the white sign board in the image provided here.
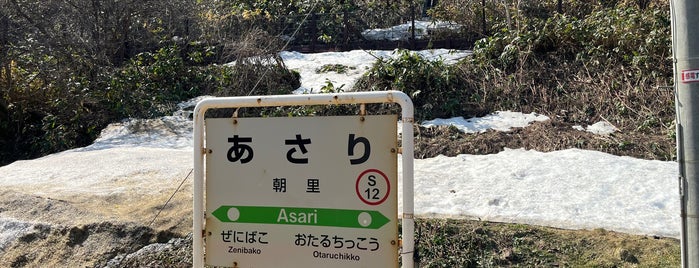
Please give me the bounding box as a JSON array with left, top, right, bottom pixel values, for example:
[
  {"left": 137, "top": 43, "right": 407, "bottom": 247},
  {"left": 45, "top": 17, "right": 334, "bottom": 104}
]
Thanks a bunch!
[{"left": 204, "top": 115, "right": 398, "bottom": 267}]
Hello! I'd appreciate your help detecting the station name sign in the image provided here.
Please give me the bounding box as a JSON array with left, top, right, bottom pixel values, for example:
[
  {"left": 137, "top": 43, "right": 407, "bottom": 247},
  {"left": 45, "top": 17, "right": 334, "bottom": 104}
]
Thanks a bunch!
[{"left": 204, "top": 115, "right": 398, "bottom": 268}]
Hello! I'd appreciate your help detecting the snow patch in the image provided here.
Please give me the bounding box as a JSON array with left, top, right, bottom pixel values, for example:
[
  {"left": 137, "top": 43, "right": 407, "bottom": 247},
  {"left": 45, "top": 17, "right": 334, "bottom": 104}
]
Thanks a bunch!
[
  {"left": 399, "top": 148, "right": 679, "bottom": 238},
  {"left": 280, "top": 49, "right": 470, "bottom": 94},
  {"left": 573, "top": 121, "right": 618, "bottom": 135},
  {"left": 421, "top": 111, "right": 550, "bottom": 133},
  {"left": 0, "top": 218, "right": 34, "bottom": 251},
  {"left": 361, "top": 20, "right": 461, "bottom": 41}
]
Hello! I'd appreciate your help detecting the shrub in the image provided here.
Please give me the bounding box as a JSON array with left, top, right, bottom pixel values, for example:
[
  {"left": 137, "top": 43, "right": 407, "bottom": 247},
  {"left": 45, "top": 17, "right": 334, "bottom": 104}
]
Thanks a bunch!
[
  {"left": 355, "top": 50, "right": 483, "bottom": 120},
  {"left": 463, "top": 5, "right": 673, "bottom": 132},
  {"left": 0, "top": 45, "right": 300, "bottom": 165}
]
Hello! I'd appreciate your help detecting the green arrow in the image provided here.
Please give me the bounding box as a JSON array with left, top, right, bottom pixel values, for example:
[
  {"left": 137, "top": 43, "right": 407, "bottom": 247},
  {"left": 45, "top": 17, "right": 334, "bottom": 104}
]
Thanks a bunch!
[{"left": 211, "top": 205, "right": 391, "bottom": 229}]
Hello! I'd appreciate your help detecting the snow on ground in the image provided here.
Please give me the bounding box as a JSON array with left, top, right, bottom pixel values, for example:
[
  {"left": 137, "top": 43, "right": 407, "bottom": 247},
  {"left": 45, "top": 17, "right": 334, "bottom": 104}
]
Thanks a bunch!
[
  {"left": 281, "top": 49, "right": 469, "bottom": 94},
  {"left": 361, "top": 20, "right": 462, "bottom": 41},
  {"left": 401, "top": 149, "right": 678, "bottom": 238},
  {"left": 422, "top": 111, "right": 550, "bottom": 133},
  {"left": 573, "top": 121, "right": 619, "bottom": 135},
  {"left": 0, "top": 219, "right": 32, "bottom": 252},
  {"left": 0, "top": 50, "right": 681, "bottom": 251},
  {"left": 0, "top": 106, "right": 680, "bottom": 238}
]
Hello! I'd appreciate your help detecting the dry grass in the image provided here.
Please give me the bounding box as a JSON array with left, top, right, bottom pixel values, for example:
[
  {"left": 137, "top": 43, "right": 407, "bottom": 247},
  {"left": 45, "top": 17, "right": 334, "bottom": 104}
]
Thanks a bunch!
[{"left": 413, "top": 218, "right": 680, "bottom": 267}]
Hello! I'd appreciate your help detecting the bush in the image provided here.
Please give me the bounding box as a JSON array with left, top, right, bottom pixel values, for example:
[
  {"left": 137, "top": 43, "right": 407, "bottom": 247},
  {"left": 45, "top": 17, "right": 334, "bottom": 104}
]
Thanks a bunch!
[
  {"left": 354, "top": 50, "right": 483, "bottom": 120},
  {"left": 463, "top": 5, "right": 673, "bottom": 131},
  {"left": 0, "top": 45, "right": 301, "bottom": 165}
]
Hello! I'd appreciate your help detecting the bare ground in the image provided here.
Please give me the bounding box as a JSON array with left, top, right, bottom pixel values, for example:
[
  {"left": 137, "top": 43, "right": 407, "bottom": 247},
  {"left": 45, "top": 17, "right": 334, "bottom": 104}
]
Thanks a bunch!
[{"left": 414, "top": 118, "right": 675, "bottom": 161}]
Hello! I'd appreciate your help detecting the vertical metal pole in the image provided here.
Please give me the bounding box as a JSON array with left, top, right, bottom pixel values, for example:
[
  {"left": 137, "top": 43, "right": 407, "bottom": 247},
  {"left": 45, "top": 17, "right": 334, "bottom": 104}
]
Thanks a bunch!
[
  {"left": 672, "top": 0, "right": 699, "bottom": 267},
  {"left": 398, "top": 95, "right": 415, "bottom": 268},
  {"left": 193, "top": 104, "right": 205, "bottom": 268}
]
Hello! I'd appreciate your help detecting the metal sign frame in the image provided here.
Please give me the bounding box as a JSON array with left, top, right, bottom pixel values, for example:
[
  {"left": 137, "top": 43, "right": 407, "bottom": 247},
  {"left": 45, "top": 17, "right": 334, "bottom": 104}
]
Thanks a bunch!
[{"left": 193, "top": 91, "right": 415, "bottom": 268}]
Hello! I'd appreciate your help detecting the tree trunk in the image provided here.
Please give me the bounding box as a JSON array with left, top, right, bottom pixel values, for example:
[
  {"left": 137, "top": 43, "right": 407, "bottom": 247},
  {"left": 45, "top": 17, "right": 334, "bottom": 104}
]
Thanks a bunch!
[
  {"left": 0, "top": 10, "right": 10, "bottom": 93},
  {"left": 637, "top": 0, "right": 649, "bottom": 9},
  {"left": 557, "top": 0, "right": 563, "bottom": 13},
  {"left": 503, "top": 0, "right": 512, "bottom": 31},
  {"left": 515, "top": 0, "right": 521, "bottom": 33},
  {"left": 481, "top": 0, "right": 487, "bottom": 35}
]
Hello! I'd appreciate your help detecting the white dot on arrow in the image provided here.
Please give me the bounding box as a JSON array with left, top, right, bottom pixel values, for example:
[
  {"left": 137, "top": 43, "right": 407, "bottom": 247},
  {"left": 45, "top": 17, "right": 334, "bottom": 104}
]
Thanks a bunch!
[
  {"left": 227, "top": 207, "right": 240, "bottom": 221},
  {"left": 358, "top": 212, "right": 372, "bottom": 227}
]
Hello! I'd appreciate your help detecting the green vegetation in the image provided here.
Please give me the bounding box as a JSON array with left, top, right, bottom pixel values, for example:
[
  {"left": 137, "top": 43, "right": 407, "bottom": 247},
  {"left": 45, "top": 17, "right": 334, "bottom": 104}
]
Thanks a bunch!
[
  {"left": 0, "top": 43, "right": 298, "bottom": 165},
  {"left": 359, "top": 1, "right": 672, "bottom": 128},
  {"left": 315, "top": 64, "right": 356, "bottom": 74},
  {"left": 356, "top": 50, "right": 472, "bottom": 120},
  {"left": 354, "top": 0, "right": 674, "bottom": 160},
  {"left": 2, "top": 0, "right": 674, "bottom": 164}
]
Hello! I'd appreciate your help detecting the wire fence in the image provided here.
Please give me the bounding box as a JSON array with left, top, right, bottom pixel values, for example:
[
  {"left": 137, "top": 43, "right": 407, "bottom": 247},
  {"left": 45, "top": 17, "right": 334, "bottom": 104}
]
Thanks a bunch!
[{"left": 278, "top": 6, "right": 476, "bottom": 52}]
